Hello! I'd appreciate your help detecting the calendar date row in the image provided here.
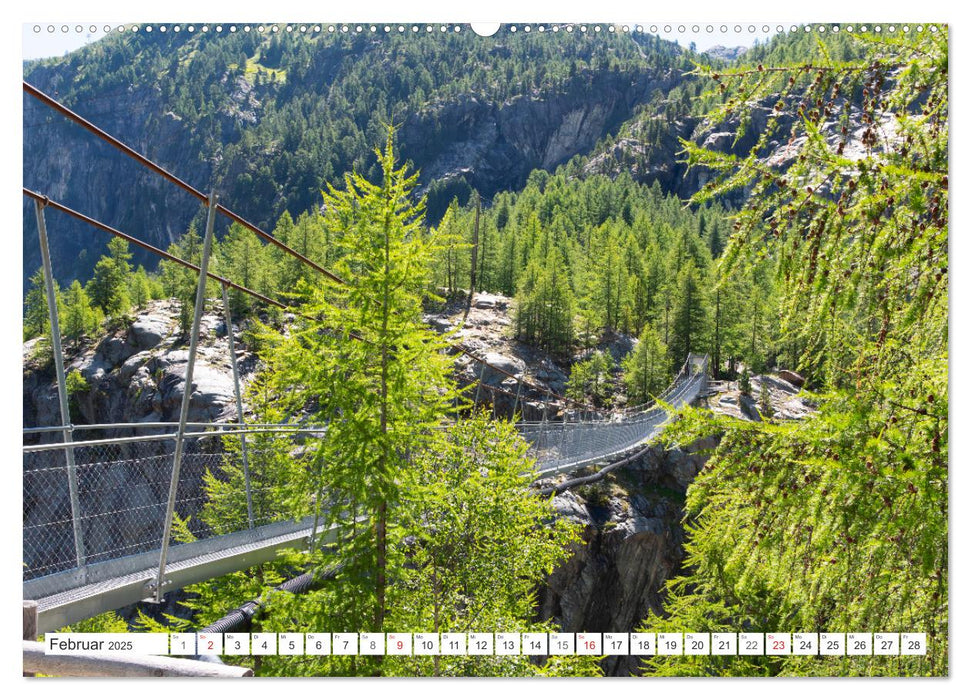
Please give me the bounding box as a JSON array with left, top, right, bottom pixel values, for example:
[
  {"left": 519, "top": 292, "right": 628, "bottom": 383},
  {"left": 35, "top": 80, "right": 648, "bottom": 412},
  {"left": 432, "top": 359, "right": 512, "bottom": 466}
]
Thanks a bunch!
[{"left": 170, "top": 632, "right": 926, "bottom": 657}]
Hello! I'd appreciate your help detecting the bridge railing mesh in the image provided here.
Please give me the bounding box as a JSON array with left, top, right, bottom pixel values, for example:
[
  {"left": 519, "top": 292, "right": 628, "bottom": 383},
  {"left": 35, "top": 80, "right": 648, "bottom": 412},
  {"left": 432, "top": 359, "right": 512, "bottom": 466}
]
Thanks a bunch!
[
  {"left": 23, "top": 357, "right": 707, "bottom": 584},
  {"left": 22, "top": 429, "right": 322, "bottom": 582},
  {"left": 519, "top": 362, "right": 706, "bottom": 476}
]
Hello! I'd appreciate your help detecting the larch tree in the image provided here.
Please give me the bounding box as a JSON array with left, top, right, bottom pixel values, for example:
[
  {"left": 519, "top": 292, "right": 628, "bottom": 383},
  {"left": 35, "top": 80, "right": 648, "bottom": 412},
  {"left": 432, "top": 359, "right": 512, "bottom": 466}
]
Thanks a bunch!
[
  {"left": 643, "top": 27, "right": 948, "bottom": 677},
  {"left": 260, "top": 131, "right": 455, "bottom": 667},
  {"left": 88, "top": 236, "right": 133, "bottom": 317},
  {"left": 623, "top": 324, "right": 668, "bottom": 405}
]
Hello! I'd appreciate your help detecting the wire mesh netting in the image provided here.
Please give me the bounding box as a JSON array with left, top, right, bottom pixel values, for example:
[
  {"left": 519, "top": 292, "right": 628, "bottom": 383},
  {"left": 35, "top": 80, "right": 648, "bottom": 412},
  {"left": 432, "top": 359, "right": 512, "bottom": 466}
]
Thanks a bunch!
[
  {"left": 520, "top": 359, "right": 707, "bottom": 475},
  {"left": 22, "top": 430, "right": 319, "bottom": 582},
  {"left": 22, "top": 357, "right": 707, "bottom": 584}
]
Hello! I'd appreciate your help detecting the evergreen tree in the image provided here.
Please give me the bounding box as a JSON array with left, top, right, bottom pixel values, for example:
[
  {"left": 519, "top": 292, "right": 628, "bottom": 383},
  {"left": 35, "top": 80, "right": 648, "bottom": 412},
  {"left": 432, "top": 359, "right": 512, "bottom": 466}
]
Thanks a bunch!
[
  {"left": 592, "top": 227, "right": 627, "bottom": 331},
  {"left": 566, "top": 351, "right": 613, "bottom": 408},
  {"left": 645, "top": 27, "right": 948, "bottom": 676},
  {"left": 88, "top": 237, "right": 133, "bottom": 316},
  {"left": 262, "top": 133, "right": 455, "bottom": 658},
  {"left": 515, "top": 247, "right": 575, "bottom": 356},
  {"left": 160, "top": 224, "right": 205, "bottom": 336},
  {"left": 430, "top": 200, "right": 466, "bottom": 297},
  {"left": 623, "top": 325, "right": 668, "bottom": 405},
  {"left": 23, "top": 267, "right": 57, "bottom": 341},
  {"left": 62, "top": 279, "right": 102, "bottom": 344},
  {"left": 218, "top": 222, "right": 270, "bottom": 314},
  {"left": 129, "top": 265, "right": 156, "bottom": 310},
  {"left": 669, "top": 261, "right": 706, "bottom": 367},
  {"left": 202, "top": 374, "right": 310, "bottom": 535}
]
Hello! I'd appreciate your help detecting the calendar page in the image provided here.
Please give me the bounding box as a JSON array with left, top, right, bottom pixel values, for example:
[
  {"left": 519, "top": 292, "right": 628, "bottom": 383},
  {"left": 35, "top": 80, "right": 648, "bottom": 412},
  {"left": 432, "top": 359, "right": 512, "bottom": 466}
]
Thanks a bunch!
[{"left": 20, "top": 1, "right": 950, "bottom": 684}]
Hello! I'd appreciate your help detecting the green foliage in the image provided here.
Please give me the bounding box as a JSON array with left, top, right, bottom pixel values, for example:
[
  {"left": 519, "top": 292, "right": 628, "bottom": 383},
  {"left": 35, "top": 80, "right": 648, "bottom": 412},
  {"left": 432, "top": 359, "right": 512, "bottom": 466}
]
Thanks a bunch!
[
  {"left": 758, "top": 379, "right": 772, "bottom": 420},
  {"left": 250, "top": 415, "right": 588, "bottom": 677},
  {"left": 436, "top": 170, "right": 739, "bottom": 369},
  {"left": 644, "top": 392, "right": 946, "bottom": 676},
  {"left": 62, "top": 279, "right": 103, "bottom": 344},
  {"left": 566, "top": 351, "right": 614, "bottom": 408},
  {"left": 216, "top": 222, "right": 273, "bottom": 315},
  {"left": 176, "top": 137, "right": 591, "bottom": 678},
  {"left": 65, "top": 369, "right": 89, "bottom": 396},
  {"left": 429, "top": 200, "right": 470, "bottom": 297},
  {"left": 133, "top": 609, "right": 192, "bottom": 634},
  {"left": 23, "top": 267, "right": 58, "bottom": 341},
  {"left": 669, "top": 260, "right": 707, "bottom": 368},
  {"left": 644, "top": 27, "right": 949, "bottom": 677},
  {"left": 160, "top": 223, "right": 212, "bottom": 336},
  {"left": 739, "top": 368, "right": 752, "bottom": 396},
  {"left": 88, "top": 237, "right": 132, "bottom": 316},
  {"left": 58, "top": 611, "right": 129, "bottom": 633},
  {"left": 259, "top": 131, "right": 455, "bottom": 653},
  {"left": 129, "top": 264, "right": 161, "bottom": 309},
  {"left": 202, "top": 375, "right": 312, "bottom": 535},
  {"left": 514, "top": 246, "right": 575, "bottom": 357},
  {"left": 623, "top": 325, "right": 668, "bottom": 405},
  {"left": 685, "top": 29, "right": 947, "bottom": 390}
]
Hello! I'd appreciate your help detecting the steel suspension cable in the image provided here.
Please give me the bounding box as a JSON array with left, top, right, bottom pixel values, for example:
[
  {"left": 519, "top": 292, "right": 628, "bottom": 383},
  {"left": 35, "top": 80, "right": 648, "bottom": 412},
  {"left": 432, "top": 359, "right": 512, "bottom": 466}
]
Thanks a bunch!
[{"left": 23, "top": 80, "right": 348, "bottom": 287}]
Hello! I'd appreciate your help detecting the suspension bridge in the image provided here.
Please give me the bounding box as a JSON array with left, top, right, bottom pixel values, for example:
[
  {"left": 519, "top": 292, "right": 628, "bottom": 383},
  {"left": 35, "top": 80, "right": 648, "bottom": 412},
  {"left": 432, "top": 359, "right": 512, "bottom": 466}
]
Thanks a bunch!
[{"left": 22, "top": 81, "right": 709, "bottom": 634}]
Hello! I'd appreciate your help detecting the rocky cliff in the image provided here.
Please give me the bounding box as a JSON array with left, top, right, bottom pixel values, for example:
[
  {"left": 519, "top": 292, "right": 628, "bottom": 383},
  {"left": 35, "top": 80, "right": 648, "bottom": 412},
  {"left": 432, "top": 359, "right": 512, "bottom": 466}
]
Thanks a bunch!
[
  {"left": 537, "top": 435, "right": 720, "bottom": 676},
  {"left": 24, "top": 299, "right": 253, "bottom": 434},
  {"left": 23, "top": 31, "right": 693, "bottom": 289},
  {"left": 400, "top": 69, "right": 681, "bottom": 201}
]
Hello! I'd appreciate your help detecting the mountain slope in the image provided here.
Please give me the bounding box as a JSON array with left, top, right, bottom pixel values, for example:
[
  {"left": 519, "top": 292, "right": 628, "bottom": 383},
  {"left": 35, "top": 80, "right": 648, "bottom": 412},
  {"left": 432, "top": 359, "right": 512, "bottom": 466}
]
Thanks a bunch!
[{"left": 23, "top": 26, "right": 696, "bottom": 287}]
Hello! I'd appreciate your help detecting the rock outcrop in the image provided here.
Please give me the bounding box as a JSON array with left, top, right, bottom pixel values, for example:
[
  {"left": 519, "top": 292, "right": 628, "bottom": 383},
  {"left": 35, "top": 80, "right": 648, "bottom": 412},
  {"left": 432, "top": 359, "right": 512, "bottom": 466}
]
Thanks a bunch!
[
  {"left": 707, "top": 373, "right": 815, "bottom": 422},
  {"left": 537, "top": 435, "right": 720, "bottom": 676},
  {"left": 428, "top": 292, "right": 571, "bottom": 420},
  {"left": 23, "top": 299, "right": 253, "bottom": 435}
]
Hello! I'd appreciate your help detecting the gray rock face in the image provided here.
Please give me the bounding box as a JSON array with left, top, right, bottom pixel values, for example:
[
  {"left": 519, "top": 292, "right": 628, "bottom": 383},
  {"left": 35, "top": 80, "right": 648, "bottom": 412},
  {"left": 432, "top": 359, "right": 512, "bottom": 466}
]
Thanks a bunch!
[
  {"left": 97, "top": 335, "right": 136, "bottom": 367},
  {"left": 24, "top": 299, "right": 249, "bottom": 431},
  {"left": 129, "top": 317, "right": 169, "bottom": 351},
  {"left": 538, "top": 435, "right": 720, "bottom": 676},
  {"left": 435, "top": 292, "right": 576, "bottom": 419},
  {"left": 739, "top": 393, "right": 763, "bottom": 422},
  {"left": 401, "top": 69, "right": 681, "bottom": 204},
  {"left": 481, "top": 352, "right": 524, "bottom": 384}
]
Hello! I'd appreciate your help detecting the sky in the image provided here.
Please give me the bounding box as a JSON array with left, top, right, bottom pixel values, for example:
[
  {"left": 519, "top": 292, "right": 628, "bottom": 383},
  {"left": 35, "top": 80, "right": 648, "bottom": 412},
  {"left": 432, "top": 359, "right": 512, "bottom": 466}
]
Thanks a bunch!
[{"left": 22, "top": 23, "right": 116, "bottom": 60}]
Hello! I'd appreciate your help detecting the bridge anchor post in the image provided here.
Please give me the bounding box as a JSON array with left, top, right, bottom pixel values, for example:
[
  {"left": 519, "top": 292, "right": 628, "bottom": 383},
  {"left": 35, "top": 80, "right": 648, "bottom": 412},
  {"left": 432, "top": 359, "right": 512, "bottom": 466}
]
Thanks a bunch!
[
  {"left": 154, "top": 192, "right": 218, "bottom": 602},
  {"left": 33, "top": 199, "right": 86, "bottom": 569}
]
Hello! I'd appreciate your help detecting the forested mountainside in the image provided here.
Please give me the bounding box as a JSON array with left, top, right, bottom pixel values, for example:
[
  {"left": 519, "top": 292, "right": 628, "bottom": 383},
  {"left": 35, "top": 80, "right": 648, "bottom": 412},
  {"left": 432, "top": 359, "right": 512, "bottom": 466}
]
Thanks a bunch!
[{"left": 24, "top": 26, "right": 707, "bottom": 287}]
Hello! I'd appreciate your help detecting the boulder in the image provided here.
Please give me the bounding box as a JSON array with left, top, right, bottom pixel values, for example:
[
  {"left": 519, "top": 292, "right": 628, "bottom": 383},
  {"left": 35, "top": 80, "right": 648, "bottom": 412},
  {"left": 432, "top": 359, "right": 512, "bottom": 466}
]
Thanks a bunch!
[
  {"left": 778, "top": 369, "right": 806, "bottom": 388},
  {"left": 158, "top": 360, "right": 237, "bottom": 422},
  {"left": 755, "top": 374, "right": 800, "bottom": 396},
  {"left": 481, "top": 352, "right": 524, "bottom": 385},
  {"left": 118, "top": 351, "right": 151, "bottom": 384},
  {"left": 473, "top": 293, "right": 500, "bottom": 309},
  {"left": 739, "top": 393, "right": 763, "bottom": 422},
  {"left": 97, "top": 335, "right": 135, "bottom": 367},
  {"left": 128, "top": 317, "right": 169, "bottom": 351}
]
